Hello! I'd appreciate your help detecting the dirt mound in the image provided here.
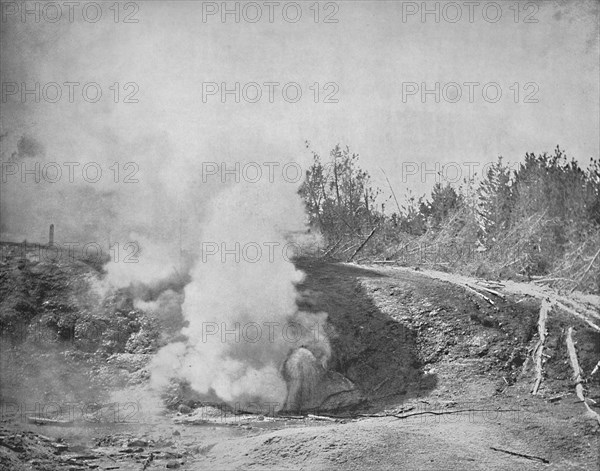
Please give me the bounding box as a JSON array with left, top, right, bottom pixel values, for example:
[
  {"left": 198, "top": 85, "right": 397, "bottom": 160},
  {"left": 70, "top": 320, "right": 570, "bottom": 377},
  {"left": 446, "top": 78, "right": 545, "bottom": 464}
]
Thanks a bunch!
[{"left": 294, "top": 258, "right": 600, "bottom": 414}]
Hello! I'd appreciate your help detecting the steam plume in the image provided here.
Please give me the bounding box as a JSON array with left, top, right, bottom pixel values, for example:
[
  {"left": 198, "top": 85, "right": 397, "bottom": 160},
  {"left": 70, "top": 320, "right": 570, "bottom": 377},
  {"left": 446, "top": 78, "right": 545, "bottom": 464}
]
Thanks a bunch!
[{"left": 149, "top": 181, "right": 330, "bottom": 410}]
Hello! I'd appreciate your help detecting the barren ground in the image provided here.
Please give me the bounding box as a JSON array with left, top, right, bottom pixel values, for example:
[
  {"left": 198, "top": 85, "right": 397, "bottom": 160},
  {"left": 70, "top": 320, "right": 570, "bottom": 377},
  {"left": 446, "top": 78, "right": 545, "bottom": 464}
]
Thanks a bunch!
[{"left": 1, "top": 245, "right": 599, "bottom": 470}]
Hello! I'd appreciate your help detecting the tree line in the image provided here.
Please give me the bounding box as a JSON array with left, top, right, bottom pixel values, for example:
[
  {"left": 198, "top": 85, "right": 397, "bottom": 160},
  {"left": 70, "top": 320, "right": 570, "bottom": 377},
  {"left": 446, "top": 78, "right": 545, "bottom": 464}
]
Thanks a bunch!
[{"left": 299, "top": 143, "right": 600, "bottom": 293}]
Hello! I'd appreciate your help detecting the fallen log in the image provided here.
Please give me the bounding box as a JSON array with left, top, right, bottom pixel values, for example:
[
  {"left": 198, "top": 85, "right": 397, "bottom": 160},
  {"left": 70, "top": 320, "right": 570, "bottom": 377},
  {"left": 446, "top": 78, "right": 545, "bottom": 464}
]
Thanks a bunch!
[
  {"left": 532, "top": 298, "right": 553, "bottom": 395},
  {"left": 565, "top": 327, "right": 600, "bottom": 425}
]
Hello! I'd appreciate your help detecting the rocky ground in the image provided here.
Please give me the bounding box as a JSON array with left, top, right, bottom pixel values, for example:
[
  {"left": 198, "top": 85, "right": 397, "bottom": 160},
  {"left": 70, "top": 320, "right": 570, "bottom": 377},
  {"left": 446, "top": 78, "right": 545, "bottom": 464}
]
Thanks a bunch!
[{"left": 1, "top": 243, "right": 599, "bottom": 470}]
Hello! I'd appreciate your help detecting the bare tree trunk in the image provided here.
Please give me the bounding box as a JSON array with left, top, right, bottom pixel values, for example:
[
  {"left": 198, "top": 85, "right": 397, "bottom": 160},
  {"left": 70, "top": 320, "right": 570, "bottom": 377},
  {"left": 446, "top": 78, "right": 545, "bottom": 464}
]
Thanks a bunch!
[{"left": 348, "top": 226, "right": 378, "bottom": 262}]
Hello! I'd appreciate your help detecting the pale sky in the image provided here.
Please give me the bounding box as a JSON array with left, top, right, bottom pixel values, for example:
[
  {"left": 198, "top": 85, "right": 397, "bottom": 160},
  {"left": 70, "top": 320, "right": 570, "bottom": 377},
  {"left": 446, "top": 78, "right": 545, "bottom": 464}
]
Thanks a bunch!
[
  {"left": 1, "top": 0, "right": 599, "bottom": 222},
  {"left": 148, "top": 0, "right": 599, "bottom": 195}
]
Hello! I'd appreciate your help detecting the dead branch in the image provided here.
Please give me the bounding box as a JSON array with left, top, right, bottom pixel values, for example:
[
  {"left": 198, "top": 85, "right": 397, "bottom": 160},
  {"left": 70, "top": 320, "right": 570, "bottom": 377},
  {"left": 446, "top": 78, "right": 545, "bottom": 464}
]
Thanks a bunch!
[
  {"left": 546, "top": 392, "right": 571, "bottom": 403},
  {"left": 489, "top": 446, "right": 549, "bottom": 464},
  {"left": 340, "top": 243, "right": 359, "bottom": 255},
  {"left": 475, "top": 280, "right": 505, "bottom": 289},
  {"left": 68, "top": 454, "right": 100, "bottom": 461},
  {"left": 533, "top": 277, "right": 576, "bottom": 284},
  {"left": 392, "top": 408, "right": 520, "bottom": 420},
  {"left": 555, "top": 302, "right": 600, "bottom": 332},
  {"left": 467, "top": 283, "right": 505, "bottom": 299},
  {"left": 371, "top": 378, "right": 389, "bottom": 393},
  {"left": 26, "top": 416, "right": 74, "bottom": 426},
  {"left": 463, "top": 284, "right": 495, "bottom": 305},
  {"left": 555, "top": 297, "right": 600, "bottom": 321},
  {"left": 142, "top": 452, "right": 155, "bottom": 471},
  {"left": 321, "top": 237, "right": 344, "bottom": 258},
  {"left": 571, "top": 247, "right": 600, "bottom": 292},
  {"left": 357, "top": 407, "right": 415, "bottom": 418},
  {"left": 590, "top": 360, "right": 600, "bottom": 377},
  {"left": 278, "top": 412, "right": 355, "bottom": 420},
  {"left": 307, "top": 414, "right": 338, "bottom": 422},
  {"left": 379, "top": 168, "right": 401, "bottom": 215}
]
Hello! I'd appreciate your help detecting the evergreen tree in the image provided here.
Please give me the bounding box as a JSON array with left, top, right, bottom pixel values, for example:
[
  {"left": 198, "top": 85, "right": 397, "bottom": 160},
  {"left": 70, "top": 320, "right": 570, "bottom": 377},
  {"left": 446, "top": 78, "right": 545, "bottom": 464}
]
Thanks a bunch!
[{"left": 477, "top": 157, "right": 514, "bottom": 243}]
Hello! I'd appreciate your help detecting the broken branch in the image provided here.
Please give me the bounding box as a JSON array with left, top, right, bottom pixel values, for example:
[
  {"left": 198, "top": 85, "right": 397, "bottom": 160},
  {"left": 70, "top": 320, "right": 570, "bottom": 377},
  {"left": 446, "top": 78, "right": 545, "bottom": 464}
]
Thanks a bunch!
[{"left": 348, "top": 226, "right": 378, "bottom": 262}]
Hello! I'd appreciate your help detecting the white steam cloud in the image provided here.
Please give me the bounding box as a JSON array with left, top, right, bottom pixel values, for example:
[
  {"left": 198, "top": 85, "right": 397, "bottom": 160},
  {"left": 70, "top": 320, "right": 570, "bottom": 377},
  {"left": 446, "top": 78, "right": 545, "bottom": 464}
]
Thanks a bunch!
[
  {"left": 149, "top": 181, "right": 330, "bottom": 409},
  {"left": 1, "top": 2, "right": 330, "bottom": 411}
]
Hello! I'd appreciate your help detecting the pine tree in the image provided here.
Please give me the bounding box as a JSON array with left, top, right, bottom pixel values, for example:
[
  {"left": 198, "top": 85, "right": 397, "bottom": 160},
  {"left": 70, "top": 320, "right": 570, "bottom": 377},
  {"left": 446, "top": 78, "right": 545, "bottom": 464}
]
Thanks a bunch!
[{"left": 477, "top": 157, "right": 513, "bottom": 243}]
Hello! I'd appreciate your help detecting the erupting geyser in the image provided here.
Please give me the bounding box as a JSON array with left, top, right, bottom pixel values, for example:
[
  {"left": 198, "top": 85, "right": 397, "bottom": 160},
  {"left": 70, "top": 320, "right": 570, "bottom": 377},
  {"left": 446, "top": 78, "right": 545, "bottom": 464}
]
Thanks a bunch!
[
  {"left": 148, "top": 180, "right": 332, "bottom": 412},
  {"left": 282, "top": 347, "right": 327, "bottom": 412}
]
